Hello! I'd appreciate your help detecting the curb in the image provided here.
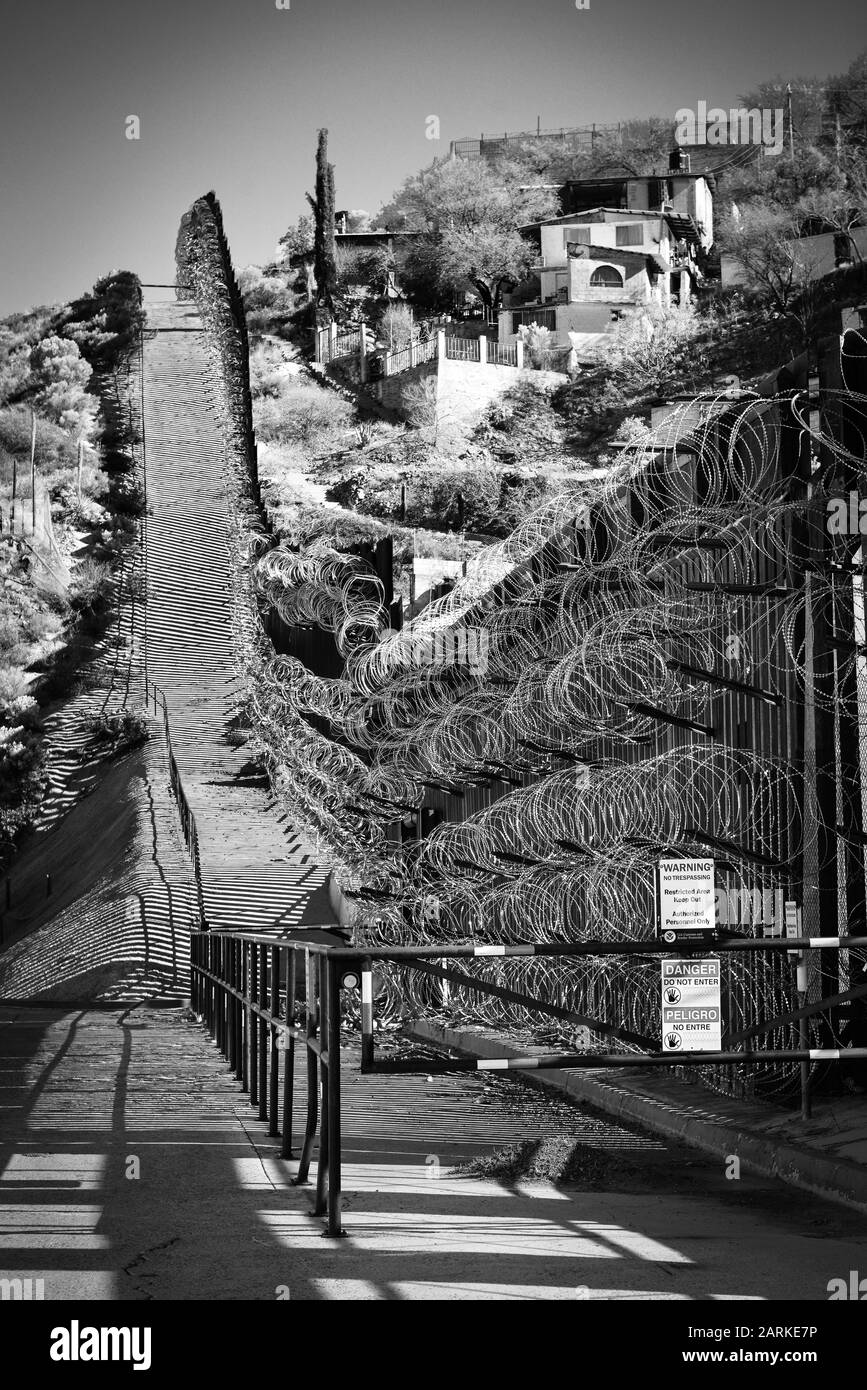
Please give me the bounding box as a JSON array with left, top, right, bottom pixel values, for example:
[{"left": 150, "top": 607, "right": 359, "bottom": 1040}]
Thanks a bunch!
[{"left": 408, "top": 1019, "right": 867, "bottom": 1217}]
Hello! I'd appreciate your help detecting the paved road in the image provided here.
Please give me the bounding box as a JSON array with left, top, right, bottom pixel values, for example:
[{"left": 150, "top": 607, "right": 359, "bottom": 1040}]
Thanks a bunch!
[{"left": 1, "top": 1002, "right": 865, "bottom": 1300}]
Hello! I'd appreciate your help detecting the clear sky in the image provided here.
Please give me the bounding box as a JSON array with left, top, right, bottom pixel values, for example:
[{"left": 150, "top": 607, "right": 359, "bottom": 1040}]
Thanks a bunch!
[{"left": 0, "top": 0, "right": 864, "bottom": 315}]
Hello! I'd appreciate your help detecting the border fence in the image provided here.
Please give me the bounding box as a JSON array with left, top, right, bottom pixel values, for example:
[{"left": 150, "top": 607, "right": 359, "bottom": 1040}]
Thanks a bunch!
[{"left": 171, "top": 188, "right": 867, "bottom": 1128}]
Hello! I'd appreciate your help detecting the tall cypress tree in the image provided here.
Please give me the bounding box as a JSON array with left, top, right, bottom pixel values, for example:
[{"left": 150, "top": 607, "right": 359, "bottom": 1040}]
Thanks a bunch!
[{"left": 306, "top": 128, "right": 337, "bottom": 315}]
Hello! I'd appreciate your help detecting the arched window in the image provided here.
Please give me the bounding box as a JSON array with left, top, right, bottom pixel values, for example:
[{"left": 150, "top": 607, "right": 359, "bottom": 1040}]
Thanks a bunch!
[{"left": 590, "top": 265, "right": 624, "bottom": 288}]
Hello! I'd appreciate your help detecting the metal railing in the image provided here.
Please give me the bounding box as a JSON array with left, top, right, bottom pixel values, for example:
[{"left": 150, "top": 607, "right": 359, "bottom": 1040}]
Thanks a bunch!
[
  {"left": 488, "top": 341, "right": 518, "bottom": 367},
  {"left": 191, "top": 929, "right": 867, "bottom": 1238},
  {"left": 444, "top": 336, "right": 481, "bottom": 362},
  {"left": 381, "top": 337, "right": 439, "bottom": 376},
  {"left": 145, "top": 676, "right": 207, "bottom": 927}
]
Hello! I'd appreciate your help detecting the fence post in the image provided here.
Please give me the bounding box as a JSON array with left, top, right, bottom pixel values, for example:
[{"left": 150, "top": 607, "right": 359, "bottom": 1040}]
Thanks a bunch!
[
  {"left": 516, "top": 338, "right": 525, "bottom": 369},
  {"left": 358, "top": 321, "right": 368, "bottom": 384},
  {"left": 329, "top": 322, "right": 338, "bottom": 363},
  {"left": 325, "top": 953, "right": 345, "bottom": 1237},
  {"left": 30, "top": 410, "right": 37, "bottom": 534},
  {"left": 437, "top": 329, "right": 446, "bottom": 363},
  {"left": 479, "top": 335, "right": 488, "bottom": 366}
]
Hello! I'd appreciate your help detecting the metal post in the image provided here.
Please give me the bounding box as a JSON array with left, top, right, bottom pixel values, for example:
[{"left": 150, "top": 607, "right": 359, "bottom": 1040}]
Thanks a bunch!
[
  {"left": 250, "top": 944, "right": 259, "bottom": 1110},
  {"left": 324, "top": 954, "right": 345, "bottom": 1237},
  {"left": 314, "top": 961, "right": 330, "bottom": 1219},
  {"left": 241, "top": 942, "right": 250, "bottom": 1094},
  {"left": 360, "top": 961, "right": 375, "bottom": 1072},
  {"left": 268, "top": 944, "right": 279, "bottom": 1135},
  {"left": 257, "top": 941, "right": 268, "bottom": 1122},
  {"left": 797, "top": 951, "right": 812, "bottom": 1119},
  {"left": 293, "top": 951, "right": 319, "bottom": 1186},
  {"left": 30, "top": 410, "right": 37, "bottom": 534},
  {"left": 281, "top": 950, "right": 296, "bottom": 1159}
]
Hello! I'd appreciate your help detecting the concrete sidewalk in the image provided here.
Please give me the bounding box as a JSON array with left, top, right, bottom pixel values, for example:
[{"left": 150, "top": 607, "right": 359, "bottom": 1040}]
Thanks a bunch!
[
  {"left": 411, "top": 1019, "right": 867, "bottom": 1217},
  {"left": 3, "top": 1002, "right": 867, "bottom": 1300}
]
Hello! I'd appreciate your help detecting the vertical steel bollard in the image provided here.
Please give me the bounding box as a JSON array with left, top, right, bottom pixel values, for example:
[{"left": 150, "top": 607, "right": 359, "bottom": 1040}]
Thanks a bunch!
[
  {"left": 241, "top": 942, "right": 250, "bottom": 1094},
  {"left": 281, "top": 950, "right": 297, "bottom": 1159},
  {"left": 360, "top": 959, "right": 375, "bottom": 1072},
  {"left": 314, "top": 959, "right": 329, "bottom": 1219},
  {"left": 235, "top": 939, "right": 244, "bottom": 1081},
  {"left": 249, "top": 944, "right": 259, "bottom": 1109},
  {"left": 293, "top": 951, "right": 319, "bottom": 1186},
  {"left": 258, "top": 942, "right": 268, "bottom": 1123},
  {"left": 325, "top": 954, "right": 345, "bottom": 1238},
  {"left": 269, "top": 944, "right": 280, "bottom": 1137}
]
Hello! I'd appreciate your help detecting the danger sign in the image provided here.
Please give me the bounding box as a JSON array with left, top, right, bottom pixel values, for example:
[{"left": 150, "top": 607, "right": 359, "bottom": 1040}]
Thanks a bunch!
[
  {"left": 661, "top": 958, "right": 722, "bottom": 1052},
  {"left": 658, "top": 858, "right": 716, "bottom": 944}
]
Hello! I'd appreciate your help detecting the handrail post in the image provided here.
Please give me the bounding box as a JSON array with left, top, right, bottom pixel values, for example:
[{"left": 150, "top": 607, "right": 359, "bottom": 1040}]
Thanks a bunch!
[
  {"left": 293, "top": 950, "right": 318, "bottom": 1186},
  {"left": 249, "top": 944, "right": 259, "bottom": 1110},
  {"left": 241, "top": 941, "right": 250, "bottom": 1094},
  {"left": 324, "top": 953, "right": 345, "bottom": 1237},
  {"left": 360, "top": 958, "right": 375, "bottom": 1072},
  {"left": 258, "top": 940, "right": 269, "bottom": 1122},
  {"left": 281, "top": 948, "right": 297, "bottom": 1158},
  {"left": 233, "top": 939, "right": 243, "bottom": 1080},
  {"left": 314, "top": 958, "right": 329, "bottom": 1218},
  {"left": 269, "top": 944, "right": 280, "bottom": 1136}
]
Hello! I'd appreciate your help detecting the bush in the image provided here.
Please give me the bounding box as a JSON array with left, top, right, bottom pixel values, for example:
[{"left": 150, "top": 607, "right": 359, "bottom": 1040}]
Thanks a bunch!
[
  {"left": 84, "top": 705, "right": 149, "bottom": 753},
  {"left": 401, "top": 375, "right": 438, "bottom": 434},
  {"left": 517, "top": 322, "right": 555, "bottom": 368},
  {"left": 254, "top": 385, "right": 353, "bottom": 446},
  {"left": 69, "top": 557, "right": 113, "bottom": 615},
  {"left": 107, "top": 474, "right": 145, "bottom": 516},
  {"left": 378, "top": 303, "right": 416, "bottom": 351}
]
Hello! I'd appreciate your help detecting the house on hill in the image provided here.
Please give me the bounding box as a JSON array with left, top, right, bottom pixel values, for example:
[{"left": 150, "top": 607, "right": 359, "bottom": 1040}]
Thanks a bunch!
[
  {"left": 558, "top": 149, "right": 715, "bottom": 250},
  {"left": 501, "top": 203, "right": 707, "bottom": 353}
]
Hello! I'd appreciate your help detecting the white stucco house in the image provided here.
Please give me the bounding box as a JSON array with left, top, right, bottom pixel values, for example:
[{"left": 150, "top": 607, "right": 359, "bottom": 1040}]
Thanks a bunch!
[{"left": 500, "top": 207, "right": 706, "bottom": 353}]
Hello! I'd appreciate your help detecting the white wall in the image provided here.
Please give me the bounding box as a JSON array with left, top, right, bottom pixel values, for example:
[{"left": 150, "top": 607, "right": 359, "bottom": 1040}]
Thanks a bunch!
[{"left": 722, "top": 226, "right": 867, "bottom": 289}]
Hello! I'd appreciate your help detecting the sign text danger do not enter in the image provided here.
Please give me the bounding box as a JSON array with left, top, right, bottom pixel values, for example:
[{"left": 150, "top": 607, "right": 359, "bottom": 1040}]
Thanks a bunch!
[{"left": 661, "top": 958, "right": 722, "bottom": 1052}]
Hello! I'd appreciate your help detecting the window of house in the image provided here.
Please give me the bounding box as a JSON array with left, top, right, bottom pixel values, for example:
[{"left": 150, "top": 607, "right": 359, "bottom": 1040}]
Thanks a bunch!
[
  {"left": 590, "top": 265, "right": 624, "bottom": 288},
  {"left": 568, "top": 226, "right": 591, "bottom": 244},
  {"left": 615, "top": 223, "right": 643, "bottom": 247}
]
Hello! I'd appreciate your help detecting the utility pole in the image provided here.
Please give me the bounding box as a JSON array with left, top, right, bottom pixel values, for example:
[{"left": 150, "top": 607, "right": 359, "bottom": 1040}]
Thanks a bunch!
[
  {"left": 30, "top": 409, "right": 37, "bottom": 533},
  {"left": 786, "top": 82, "right": 795, "bottom": 160}
]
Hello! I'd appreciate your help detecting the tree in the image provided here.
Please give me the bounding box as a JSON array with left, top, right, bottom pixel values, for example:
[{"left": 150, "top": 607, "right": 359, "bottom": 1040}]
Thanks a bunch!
[
  {"left": 276, "top": 215, "right": 314, "bottom": 264},
  {"left": 380, "top": 156, "right": 558, "bottom": 235},
  {"left": 718, "top": 201, "right": 824, "bottom": 343},
  {"left": 826, "top": 49, "right": 867, "bottom": 134},
  {"left": 437, "top": 223, "right": 536, "bottom": 319},
  {"left": 29, "top": 335, "right": 93, "bottom": 432},
  {"left": 738, "top": 75, "right": 828, "bottom": 148},
  {"left": 377, "top": 157, "right": 557, "bottom": 316},
  {"left": 377, "top": 303, "right": 416, "bottom": 351},
  {"left": 306, "top": 129, "right": 338, "bottom": 314}
]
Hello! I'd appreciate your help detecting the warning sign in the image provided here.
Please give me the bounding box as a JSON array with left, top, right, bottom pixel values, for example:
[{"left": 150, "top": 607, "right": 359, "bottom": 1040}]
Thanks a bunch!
[
  {"left": 661, "top": 958, "right": 722, "bottom": 1052},
  {"left": 658, "top": 858, "right": 716, "bottom": 944}
]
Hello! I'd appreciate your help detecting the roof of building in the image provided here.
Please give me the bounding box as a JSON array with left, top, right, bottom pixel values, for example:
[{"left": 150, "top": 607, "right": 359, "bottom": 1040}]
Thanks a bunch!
[
  {"left": 521, "top": 207, "right": 665, "bottom": 229},
  {"left": 522, "top": 206, "right": 702, "bottom": 247}
]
